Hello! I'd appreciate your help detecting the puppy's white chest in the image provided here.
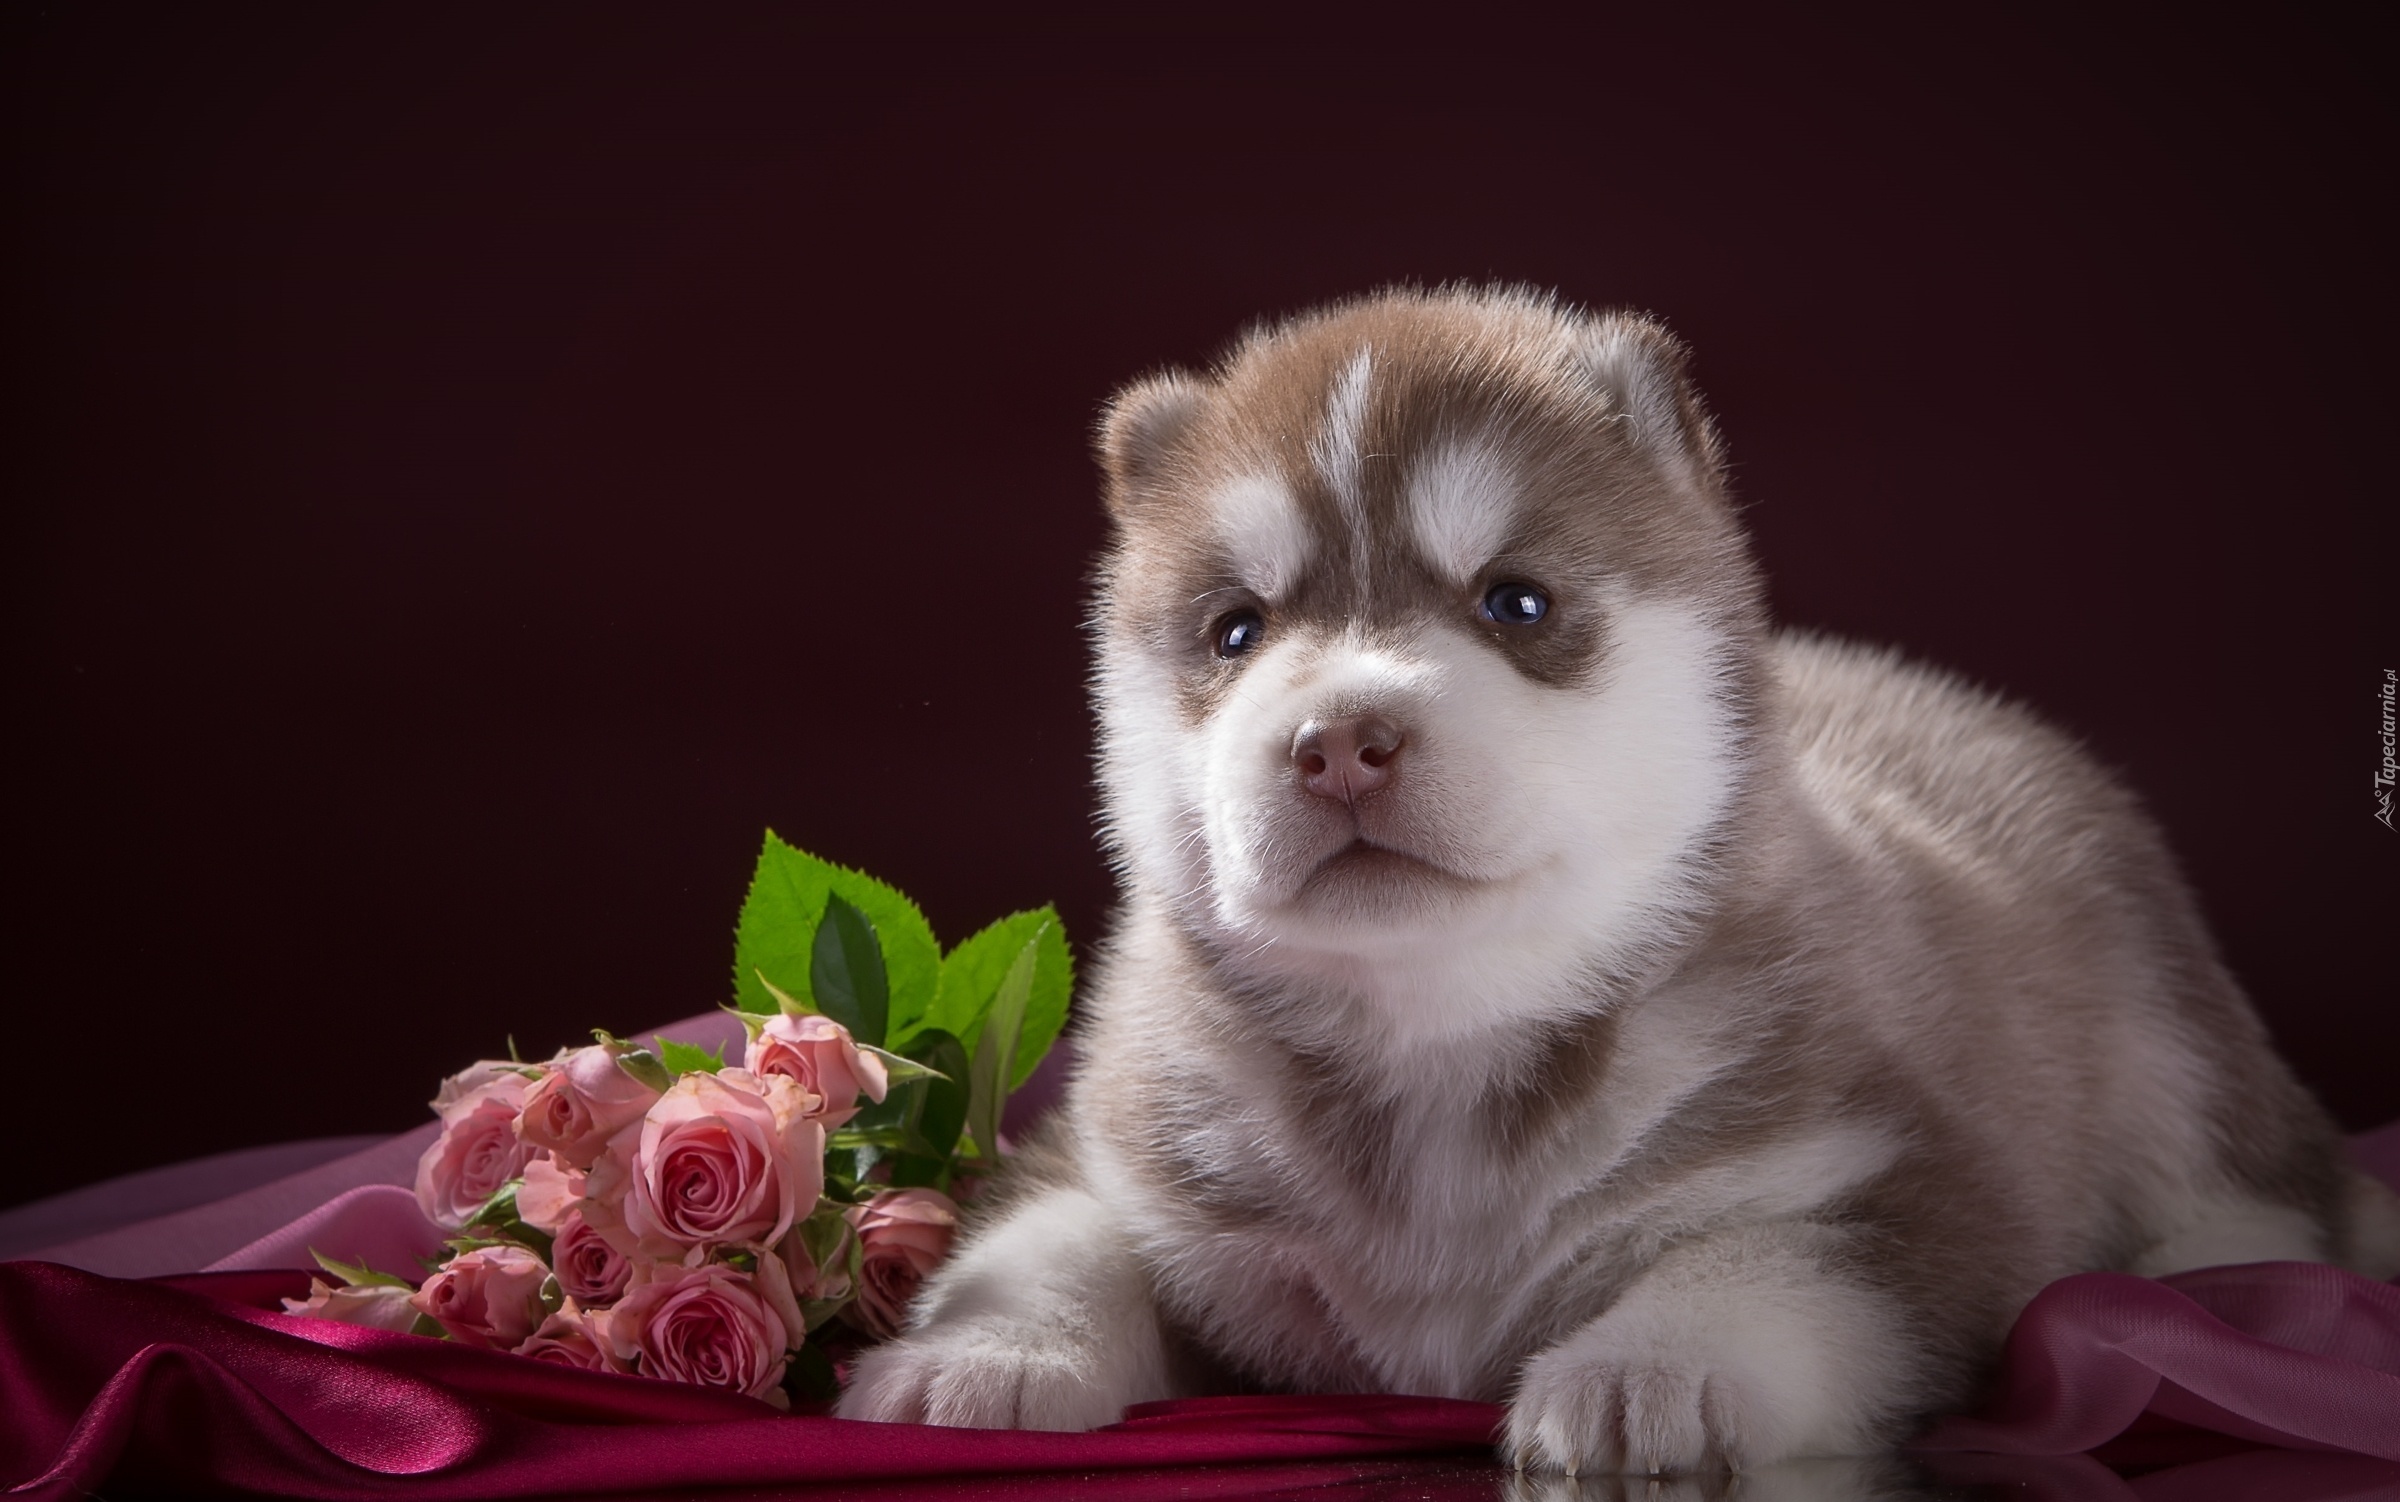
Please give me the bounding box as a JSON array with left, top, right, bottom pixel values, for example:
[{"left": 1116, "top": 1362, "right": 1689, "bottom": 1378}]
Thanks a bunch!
[{"left": 1138, "top": 1093, "right": 1556, "bottom": 1400}]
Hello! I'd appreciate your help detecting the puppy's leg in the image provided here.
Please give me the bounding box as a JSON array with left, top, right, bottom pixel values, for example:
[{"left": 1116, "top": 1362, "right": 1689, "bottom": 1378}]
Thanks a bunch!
[
  {"left": 1507, "top": 1222, "right": 1921, "bottom": 1475},
  {"left": 2344, "top": 1171, "right": 2400, "bottom": 1280},
  {"left": 2128, "top": 1171, "right": 2400, "bottom": 1279},
  {"left": 836, "top": 1185, "right": 1178, "bottom": 1430},
  {"left": 2124, "top": 1193, "right": 2327, "bottom": 1277}
]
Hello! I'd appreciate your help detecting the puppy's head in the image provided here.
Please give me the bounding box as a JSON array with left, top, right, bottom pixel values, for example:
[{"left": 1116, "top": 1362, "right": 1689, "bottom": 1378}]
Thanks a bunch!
[{"left": 1091, "top": 288, "right": 1766, "bottom": 1030}]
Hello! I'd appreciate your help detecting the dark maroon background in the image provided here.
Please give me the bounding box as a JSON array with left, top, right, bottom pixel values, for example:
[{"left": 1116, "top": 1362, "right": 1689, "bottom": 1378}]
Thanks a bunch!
[{"left": 4, "top": 9, "right": 2392, "bottom": 1211}]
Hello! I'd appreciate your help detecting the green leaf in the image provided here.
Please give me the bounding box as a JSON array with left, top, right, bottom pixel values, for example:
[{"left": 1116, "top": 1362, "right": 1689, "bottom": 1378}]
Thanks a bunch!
[
  {"left": 810, "top": 894, "right": 889, "bottom": 1048},
  {"left": 857, "top": 1041, "right": 951, "bottom": 1086},
  {"left": 824, "top": 1124, "right": 917, "bottom": 1152},
  {"left": 438, "top": 1182, "right": 556, "bottom": 1260},
  {"left": 904, "top": 1028, "right": 970, "bottom": 1164},
  {"left": 1012, "top": 913, "right": 1072, "bottom": 1092},
  {"left": 784, "top": 1338, "right": 841, "bottom": 1400},
  {"left": 589, "top": 1031, "right": 675, "bottom": 1094},
  {"left": 824, "top": 1140, "right": 882, "bottom": 1191},
  {"left": 923, "top": 906, "right": 1072, "bottom": 1089},
  {"left": 750, "top": 971, "right": 809, "bottom": 1018},
  {"left": 832, "top": 1027, "right": 969, "bottom": 1170},
  {"left": 964, "top": 937, "right": 1038, "bottom": 1160},
  {"left": 311, "top": 1248, "right": 412, "bottom": 1290},
  {"left": 618, "top": 1050, "right": 675, "bottom": 1094},
  {"left": 723, "top": 1004, "right": 769, "bottom": 1039},
  {"left": 922, "top": 913, "right": 1029, "bottom": 1043},
  {"left": 462, "top": 1181, "right": 522, "bottom": 1230},
  {"left": 731, "top": 831, "right": 938, "bottom": 1033},
  {"left": 656, "top": 1037, "right": 727, "bottom": 1077}
]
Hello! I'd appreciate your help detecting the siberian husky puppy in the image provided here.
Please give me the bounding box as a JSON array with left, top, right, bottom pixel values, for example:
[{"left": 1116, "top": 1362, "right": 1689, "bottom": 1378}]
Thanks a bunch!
[{"left": 840, "top": 287, "right": 2400, "bottom": 1473}]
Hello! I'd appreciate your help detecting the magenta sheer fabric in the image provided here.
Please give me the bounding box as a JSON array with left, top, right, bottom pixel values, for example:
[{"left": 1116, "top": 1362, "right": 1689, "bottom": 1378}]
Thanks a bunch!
[
  {"left": 4, "top": 1118, "right": 2396, "bottom": 1498},
  {"left": 1916, "top": 1261, "right": 2400, "bottom": 1461}
]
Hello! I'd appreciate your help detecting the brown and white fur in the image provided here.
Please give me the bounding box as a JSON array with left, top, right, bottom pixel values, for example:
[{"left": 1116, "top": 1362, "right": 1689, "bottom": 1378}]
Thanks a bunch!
[{"left": 840, "top": 286, "right": 2400, "bottom": 1474}]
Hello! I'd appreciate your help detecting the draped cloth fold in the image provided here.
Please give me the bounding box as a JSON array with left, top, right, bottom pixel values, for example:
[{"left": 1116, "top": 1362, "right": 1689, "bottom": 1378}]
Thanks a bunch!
[
  {"left": 0, "top": 1263, "right": 1503, "bottom": 1500},
  {"left": 3, "top": 1116, "right": 2396, "bottom": 1498},
  {"left": 1914, "top": 1261, "right": 2400, "bottom": 1461}
]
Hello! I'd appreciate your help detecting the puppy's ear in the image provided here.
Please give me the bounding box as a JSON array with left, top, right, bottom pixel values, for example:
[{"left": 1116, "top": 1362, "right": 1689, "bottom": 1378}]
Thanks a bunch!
[
  {"left": 1096, "top": 370, "right": 1209, "bottom": 512},
  {"left": 1570, "top": 314, "right": 1725, "bottom": 489}
]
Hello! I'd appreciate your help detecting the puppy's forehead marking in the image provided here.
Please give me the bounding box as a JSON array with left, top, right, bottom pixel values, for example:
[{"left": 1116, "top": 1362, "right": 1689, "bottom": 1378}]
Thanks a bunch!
[
  {"left": 1308, "top": 348, "right": 1375, "bottom": 525},
  {"left": 1406, "top": 439, "right": 1519, "bottom": 584},
  {"left": 1210, "top": 473, "right": 1314, "bottom": 600},
  {"left": 1296, "top": 346, "right": 1377, "bottom": 591}
]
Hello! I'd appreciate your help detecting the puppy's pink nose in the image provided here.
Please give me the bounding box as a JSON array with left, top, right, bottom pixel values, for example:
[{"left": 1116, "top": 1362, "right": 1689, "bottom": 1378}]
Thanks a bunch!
[{"left": 1292, "top": 714, "right": 1405, "bottom": 802}]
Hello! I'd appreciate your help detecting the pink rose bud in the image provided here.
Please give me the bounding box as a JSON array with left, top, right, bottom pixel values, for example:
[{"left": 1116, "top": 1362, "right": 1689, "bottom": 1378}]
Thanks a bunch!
[
  {"left": 551, "top": 1209, "right": 632, "bottom": 1305},
  {"left": 409, "top": 1244, "right": 552, "bottom": 1349},
  {"left": 430, "top": 1058, "right": 528, "bottom": 1113},
  {"left": 746, "top": 1013, "right": 889, "bottom": 1127},
  {"left": 601, "top": 1262, "right": 791, "bottom": 1405},
  {"left": 517, "top": 1045, "right": 664, "bottom": 1168},
  {"left": 280, "top": 1277, "right": 423, "bottom": 1333},
  {"left": 780, "top": 1213, "right": 858, "bottom": 1306},
  {"left": 844, "top": 1187, "right": 958, "bottom": 1340},
  {"left": 414, "top": 1071, "right": 537, "bottom": 1231},
  {"left": 514, "top": 1154, "right": 585, "bottom": 1234},
  {"left": 570, "top": 1120, "right": 646, "bottom": 1258},
  {"left": 622, "top": 1069, "right": 825, "bottom": 1256},
  {"left": 513, "top": 1305, "right": 628, "bottom": 1373}
]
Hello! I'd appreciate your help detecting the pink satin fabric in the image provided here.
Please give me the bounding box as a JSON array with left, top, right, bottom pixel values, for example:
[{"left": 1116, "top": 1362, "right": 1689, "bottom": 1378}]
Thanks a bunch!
[
  {"left": 3, "top": 1105, "right": 2394, "bottom": 1497},
  {"left": 0, "top": 1262, "right": 1502, "bottom": 1500}
]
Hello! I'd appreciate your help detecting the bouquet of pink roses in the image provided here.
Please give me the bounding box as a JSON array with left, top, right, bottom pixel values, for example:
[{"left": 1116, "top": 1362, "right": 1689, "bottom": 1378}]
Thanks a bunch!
[{"left": 284, "top": 832, "right": 1071, "bottom": 1408}]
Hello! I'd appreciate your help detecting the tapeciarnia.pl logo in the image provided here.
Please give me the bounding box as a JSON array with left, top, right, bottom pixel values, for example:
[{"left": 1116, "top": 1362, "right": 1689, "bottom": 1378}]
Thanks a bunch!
[{"left": 2378, "top": 668, "right": 2396, "bottom": 831}]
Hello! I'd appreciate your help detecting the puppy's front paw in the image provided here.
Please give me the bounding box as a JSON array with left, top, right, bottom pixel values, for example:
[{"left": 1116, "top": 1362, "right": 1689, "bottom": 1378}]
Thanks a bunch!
[
  {"left": 838, "top": 1322, "right": 1130, "bottom": 1431},
  {"left": 1506, "top": 1341, "right": 1745, "bottom": 1476},
  {"left": 835, "top": 1185, "right": 1175, "bottom": 1430},
  {"left": 1505, "top": 1243, "right": 1905, "bottom": 1475}
]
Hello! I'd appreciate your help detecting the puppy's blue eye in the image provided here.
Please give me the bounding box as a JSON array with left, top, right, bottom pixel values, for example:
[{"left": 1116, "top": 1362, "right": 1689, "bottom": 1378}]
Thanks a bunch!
[
  {"left": 1215, "top": 610, "right": 1264, "bottom": 658},
  {"left": 1482, "top": 583, "right": 1548, "bottom": 625}
]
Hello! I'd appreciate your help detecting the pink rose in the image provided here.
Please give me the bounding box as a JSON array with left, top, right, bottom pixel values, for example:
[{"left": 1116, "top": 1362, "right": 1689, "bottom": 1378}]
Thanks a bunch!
[
  {"left": 621, "top": 1069, "right": 825, "bottom": 1255},
  {"left": 514, "top": 1305, "right": 628, "bottom": 1373},
  {"left": 415, "top": 1070, "right": 537, "bottom": 1231},
  {"left": 844, "top": 1188, "right": 958, "bottom": 1339},
  {"left": 409, "top": 1244, "right": 552, "bottom": 1349},
  {"left": 602, "top": 1262, "right": 791, "bottom": 1405},
  {"left": 281, "top": 1277, "right": 422, "bottom": 1332},
  {"left": 551, "top": 1209, "right": 632, "bottom": 1305},
  {"left": 517, "top": 1045, "right": 663, "bottom": 1168},
  {"left": 746, "top": 1013, "right": 889, "bottom": 1127}
]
